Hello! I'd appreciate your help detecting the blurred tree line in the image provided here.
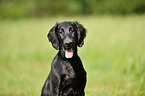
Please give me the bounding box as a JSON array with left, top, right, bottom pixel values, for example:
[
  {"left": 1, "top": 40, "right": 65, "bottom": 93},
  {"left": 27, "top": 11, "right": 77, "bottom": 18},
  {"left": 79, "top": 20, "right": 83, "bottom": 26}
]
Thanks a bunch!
[{"left": 0, "top": 0, "right": 145, "bottom": 19}]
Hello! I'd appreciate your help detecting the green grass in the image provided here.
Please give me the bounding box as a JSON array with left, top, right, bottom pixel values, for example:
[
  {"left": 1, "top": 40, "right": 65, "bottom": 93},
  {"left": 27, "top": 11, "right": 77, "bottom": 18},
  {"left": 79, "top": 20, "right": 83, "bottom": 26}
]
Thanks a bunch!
[{"left": 0, "top": 16, "right": 145, "bottom": 96}]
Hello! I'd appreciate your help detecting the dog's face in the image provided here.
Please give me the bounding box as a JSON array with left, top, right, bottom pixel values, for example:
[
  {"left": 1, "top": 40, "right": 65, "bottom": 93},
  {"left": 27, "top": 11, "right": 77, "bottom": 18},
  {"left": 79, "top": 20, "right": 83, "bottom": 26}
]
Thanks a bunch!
[{"left": 48, "top": 21, "right": 86, "bottom": 58}]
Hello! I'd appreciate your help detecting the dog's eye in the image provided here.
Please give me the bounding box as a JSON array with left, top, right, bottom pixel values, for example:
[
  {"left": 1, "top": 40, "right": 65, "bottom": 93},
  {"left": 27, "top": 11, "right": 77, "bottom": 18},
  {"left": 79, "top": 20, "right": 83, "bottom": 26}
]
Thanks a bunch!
[
  {"left": 69, "top": 27, "right": 75, "bottom": 34},
  {"left": 71, "top": 29, "right": 75, "bottom": 33},
  {"left": 59, "top": 28, "right": 64, "bottom": 35}
]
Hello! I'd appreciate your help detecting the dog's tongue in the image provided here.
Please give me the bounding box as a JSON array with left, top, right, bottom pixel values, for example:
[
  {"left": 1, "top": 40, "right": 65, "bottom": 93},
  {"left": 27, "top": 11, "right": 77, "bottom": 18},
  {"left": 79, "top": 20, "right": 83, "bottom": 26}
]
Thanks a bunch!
[{"left": 65, "top": 48, "right": 73, "bottom": 58}]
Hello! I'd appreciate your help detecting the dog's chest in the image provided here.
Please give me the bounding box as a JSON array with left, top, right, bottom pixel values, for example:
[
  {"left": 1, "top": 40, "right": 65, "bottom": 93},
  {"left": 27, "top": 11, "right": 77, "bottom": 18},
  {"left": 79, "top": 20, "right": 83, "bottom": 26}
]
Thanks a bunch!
[
  {"left": 62, "top": 61, "right": 76, "bottom": 84},
  {"left": 62, "top": 61, "right": 75, "bottom": 77}
]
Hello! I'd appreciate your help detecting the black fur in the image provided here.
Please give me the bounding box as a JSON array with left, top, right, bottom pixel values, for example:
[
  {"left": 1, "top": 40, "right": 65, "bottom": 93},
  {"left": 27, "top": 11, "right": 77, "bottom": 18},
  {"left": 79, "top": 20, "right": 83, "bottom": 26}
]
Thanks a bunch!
[{"left": 41, "top": 21, "right": 87, "bottom": 96}]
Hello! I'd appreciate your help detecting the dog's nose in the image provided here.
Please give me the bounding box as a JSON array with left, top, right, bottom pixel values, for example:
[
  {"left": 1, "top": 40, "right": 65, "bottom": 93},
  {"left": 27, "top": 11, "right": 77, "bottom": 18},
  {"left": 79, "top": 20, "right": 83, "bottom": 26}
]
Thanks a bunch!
[
  {"left": 65, "top": 42, "right": 73, "bottom": 47},
  {"left": 64, "top": 39, "right": 73, "bottom": 47}
]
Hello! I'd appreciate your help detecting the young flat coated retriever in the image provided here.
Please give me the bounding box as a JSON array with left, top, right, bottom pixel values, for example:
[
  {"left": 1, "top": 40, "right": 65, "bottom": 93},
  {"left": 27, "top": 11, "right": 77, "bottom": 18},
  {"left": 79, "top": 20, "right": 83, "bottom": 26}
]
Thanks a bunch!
[{"left": 41, "top": 21, "right": 87, "bottom": 96}]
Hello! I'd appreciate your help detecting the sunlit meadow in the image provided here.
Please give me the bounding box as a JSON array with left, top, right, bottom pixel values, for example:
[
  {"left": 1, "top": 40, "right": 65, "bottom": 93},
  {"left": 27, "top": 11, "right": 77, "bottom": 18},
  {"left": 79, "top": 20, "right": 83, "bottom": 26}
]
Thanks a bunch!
[{"left": 0, "top": 15, "right": 145, "bottom": 96}]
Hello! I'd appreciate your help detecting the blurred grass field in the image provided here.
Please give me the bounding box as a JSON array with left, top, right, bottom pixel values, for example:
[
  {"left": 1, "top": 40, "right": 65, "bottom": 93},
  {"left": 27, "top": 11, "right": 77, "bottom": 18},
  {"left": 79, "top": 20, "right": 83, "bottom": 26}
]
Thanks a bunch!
[{"left": 0, "top": 16, "right": 145, "bottom": 96}]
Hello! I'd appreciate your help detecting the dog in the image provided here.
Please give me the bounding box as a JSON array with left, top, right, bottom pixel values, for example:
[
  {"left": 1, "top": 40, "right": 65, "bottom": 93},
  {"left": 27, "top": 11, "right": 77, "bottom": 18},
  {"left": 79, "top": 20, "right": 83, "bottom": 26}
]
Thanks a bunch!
[{"left": 41, "top": 21, "right": 87, "bottom": 96}]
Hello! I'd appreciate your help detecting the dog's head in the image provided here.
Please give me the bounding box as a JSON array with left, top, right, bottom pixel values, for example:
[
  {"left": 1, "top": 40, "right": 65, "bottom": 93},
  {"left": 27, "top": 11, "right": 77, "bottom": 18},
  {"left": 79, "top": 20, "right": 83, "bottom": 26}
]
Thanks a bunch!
[{"left": 48, "top": 21, "right": 86, "bottom": 58}]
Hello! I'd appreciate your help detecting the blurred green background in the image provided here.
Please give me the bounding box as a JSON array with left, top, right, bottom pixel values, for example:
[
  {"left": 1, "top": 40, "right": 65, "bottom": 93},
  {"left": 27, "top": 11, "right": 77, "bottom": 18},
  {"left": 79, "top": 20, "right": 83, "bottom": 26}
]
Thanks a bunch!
[
  {"left": 0, "top": 0, "right": 145, "bottom": 19},
  {"left": 0, "top": 0, "right": 145, "bottom": 96}
]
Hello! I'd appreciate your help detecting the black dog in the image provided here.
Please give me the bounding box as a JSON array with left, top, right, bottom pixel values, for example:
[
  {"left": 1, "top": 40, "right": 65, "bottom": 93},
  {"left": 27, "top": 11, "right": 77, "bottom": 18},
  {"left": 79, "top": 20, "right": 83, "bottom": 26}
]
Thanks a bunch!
[{"left": 41, "top": 21, "right": 87, "bottom": 96}]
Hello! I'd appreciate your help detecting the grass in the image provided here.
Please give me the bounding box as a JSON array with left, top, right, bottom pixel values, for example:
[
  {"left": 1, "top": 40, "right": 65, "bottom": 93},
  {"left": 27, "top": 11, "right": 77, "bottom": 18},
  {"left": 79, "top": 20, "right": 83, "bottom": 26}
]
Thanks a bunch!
[{"left": 0, "top": 15, "right": 145, "bottom": 96}]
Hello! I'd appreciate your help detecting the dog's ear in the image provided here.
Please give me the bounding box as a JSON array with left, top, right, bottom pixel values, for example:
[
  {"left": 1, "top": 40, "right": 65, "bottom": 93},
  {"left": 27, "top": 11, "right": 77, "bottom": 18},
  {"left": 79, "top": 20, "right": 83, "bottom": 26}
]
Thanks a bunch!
[
  {"left": 47, "top": 23, "right": 59, "bottom": 50},
  {"left": 73, "top": 21, "right": 86, "bottom": 47}
]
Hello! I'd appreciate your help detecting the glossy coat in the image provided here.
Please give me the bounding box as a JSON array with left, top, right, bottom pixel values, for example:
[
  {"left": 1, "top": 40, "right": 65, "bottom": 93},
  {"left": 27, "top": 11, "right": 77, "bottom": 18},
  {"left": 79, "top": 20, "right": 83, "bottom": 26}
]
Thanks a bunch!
[{"left": 41, "top": 21, "right": 87, "bottom": 96}]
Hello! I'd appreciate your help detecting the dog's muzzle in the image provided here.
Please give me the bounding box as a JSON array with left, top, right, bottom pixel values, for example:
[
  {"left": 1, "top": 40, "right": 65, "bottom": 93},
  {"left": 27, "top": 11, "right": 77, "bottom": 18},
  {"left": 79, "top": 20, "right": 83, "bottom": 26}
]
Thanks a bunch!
[{"left": 64, "top": 42, "right": 74, "bottom": 58}]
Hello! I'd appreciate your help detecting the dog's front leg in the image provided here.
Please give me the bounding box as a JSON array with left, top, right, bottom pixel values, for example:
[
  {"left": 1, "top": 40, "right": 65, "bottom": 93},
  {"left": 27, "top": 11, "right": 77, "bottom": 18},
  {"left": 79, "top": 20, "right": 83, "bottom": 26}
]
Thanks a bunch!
[{"left": 51, "top": 72, "right": 63, "bottom": 96}]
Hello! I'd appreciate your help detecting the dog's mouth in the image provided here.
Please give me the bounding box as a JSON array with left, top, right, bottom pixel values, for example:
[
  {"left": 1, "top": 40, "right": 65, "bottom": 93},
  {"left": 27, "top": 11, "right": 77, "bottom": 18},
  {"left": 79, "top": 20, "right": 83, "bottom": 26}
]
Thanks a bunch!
[{"left": 65, "top": 48, "right": 73, "bottom": 58}]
